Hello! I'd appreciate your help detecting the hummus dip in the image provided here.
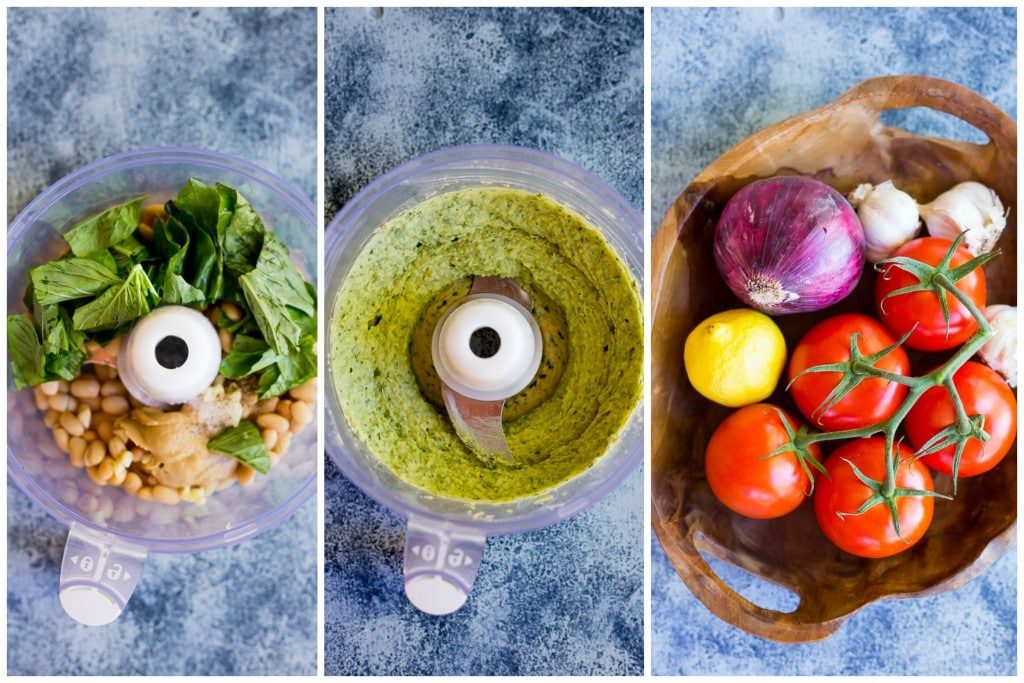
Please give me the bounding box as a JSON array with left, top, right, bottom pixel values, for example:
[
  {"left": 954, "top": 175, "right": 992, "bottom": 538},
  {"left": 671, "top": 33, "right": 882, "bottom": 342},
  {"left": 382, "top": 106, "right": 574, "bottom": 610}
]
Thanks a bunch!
[{"left": 331, "top": 187, "right": 642, "bottom": 502}]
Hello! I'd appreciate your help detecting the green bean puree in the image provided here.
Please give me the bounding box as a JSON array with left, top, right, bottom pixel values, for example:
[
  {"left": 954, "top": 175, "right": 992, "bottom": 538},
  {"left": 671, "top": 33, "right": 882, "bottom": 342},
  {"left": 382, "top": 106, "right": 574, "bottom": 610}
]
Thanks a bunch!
[{"left": 331, "top": 187, "right": 642, "bottom": 502}]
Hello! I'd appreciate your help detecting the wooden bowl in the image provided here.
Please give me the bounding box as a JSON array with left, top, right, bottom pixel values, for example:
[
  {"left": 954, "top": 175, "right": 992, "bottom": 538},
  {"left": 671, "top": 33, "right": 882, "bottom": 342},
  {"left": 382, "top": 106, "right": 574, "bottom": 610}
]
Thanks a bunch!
[{"left": 651, "top": 76, "right": 1017, "bottom": 642}]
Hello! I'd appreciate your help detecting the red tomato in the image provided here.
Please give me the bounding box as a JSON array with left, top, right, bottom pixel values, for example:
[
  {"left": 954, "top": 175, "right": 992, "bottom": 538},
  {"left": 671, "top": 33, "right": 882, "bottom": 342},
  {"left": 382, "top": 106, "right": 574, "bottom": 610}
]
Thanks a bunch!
[
  {"left": 906, "top": 361, "right": 1017, "bottom": 478},
  {"left": 814, "top": 438, "right": 934, "bottom": 558},
  {"left": 788, "top": 314, "right": 910, "bottom": 431},
  {"left": 874, "top": 237, "right": 986, "bottom": 351},
  {"left": 705, "top": 403, "right": 821, "bottom": 519}
]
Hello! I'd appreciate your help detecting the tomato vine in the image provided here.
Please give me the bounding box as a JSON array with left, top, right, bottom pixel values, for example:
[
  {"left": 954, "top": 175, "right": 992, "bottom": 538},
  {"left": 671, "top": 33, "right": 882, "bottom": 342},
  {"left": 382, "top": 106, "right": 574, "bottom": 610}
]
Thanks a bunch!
[{"left": 786, "top": 233, "right": 998, "bottom": 536}]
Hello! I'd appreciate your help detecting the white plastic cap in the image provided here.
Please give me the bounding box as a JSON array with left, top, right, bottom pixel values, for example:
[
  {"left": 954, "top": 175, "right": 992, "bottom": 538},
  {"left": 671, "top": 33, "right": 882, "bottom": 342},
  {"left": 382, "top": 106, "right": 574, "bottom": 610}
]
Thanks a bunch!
[
  {"left": 119, "top": 305, "right": 222, "bottom": 408},
  {"left": 404, "top": 574, "right": 468, "bottom": 616},
  {"left": 431, "top": 294, "right": 542, "bottom": 402},
  {"left": 59, "top": 585, "right": 121, "bottom": 626}
]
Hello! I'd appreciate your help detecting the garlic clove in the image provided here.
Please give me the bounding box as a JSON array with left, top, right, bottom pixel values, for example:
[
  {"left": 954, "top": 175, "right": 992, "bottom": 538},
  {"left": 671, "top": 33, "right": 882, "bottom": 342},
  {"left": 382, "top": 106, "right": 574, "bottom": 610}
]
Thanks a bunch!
[
  {"left": 921, "top": 181, "right": 1007, "bottom": 256},
  {"left": 848, "top": 180, "right": 921, "bottom": 263},
  {"left": 978, "top": 304, "right": 1017, "bottom": 388}
]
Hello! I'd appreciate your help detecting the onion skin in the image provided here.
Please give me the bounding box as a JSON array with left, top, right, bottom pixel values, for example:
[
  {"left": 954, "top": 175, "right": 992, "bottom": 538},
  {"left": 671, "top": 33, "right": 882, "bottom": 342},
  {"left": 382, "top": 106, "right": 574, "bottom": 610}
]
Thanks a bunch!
[{"left": 714, "top": 176, "right": 866, "bottom": 315}]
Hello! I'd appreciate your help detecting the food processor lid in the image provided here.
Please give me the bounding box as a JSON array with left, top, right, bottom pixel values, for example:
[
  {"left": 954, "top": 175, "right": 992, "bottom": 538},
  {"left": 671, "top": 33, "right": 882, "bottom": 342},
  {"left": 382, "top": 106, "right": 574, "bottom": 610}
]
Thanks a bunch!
[{"left": 431, "top": 276, "right": 542, "bottom": 465}]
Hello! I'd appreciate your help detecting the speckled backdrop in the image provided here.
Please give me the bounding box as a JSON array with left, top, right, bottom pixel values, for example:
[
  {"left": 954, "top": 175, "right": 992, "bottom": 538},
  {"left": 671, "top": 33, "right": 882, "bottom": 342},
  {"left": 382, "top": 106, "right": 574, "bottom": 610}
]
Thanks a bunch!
[
  {"left": 7, "top": 8, "right": 317, "bottom": 675},
  {"left": 324, "top": 8, "right": 643, "bottom": 675},
  {"left": 652, "top": 7, "right": 1017, "bottom": 676}
]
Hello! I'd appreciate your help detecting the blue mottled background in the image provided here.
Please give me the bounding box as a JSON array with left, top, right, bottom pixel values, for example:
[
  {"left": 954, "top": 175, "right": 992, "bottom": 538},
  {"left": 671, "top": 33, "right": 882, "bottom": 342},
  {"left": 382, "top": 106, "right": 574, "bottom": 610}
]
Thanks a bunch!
[
  {"left": 324, "top": 7, "right": 643, "bottom": 675},
  {"left": 652, "top": 7, "right": 1016, "bottom": 676},
  {"left": 7, "top": 8, "right": 316, "bottom": 675}
]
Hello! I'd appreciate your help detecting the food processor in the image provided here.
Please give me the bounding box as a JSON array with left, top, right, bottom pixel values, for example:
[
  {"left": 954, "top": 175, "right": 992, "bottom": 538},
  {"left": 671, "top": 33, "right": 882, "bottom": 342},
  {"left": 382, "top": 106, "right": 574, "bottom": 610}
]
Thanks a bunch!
[
  {"left": 7, "top": 148, "right": 317, "bottom": 625},
  {"left": 324, "top": 144, "right": 643, "bottom": 615}
]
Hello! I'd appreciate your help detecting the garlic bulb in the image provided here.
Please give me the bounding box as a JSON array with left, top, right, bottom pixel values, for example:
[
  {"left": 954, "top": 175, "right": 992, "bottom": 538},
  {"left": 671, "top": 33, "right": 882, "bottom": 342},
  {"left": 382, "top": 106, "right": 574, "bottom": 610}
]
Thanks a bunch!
[
  {"left": 979, "top": 304, "right": 1017, "bottom": 387},
  {"left": 920, "top": 181, "right": 1007, "bottom": 256},
  {"left": 848, "top": 181, "right": 921, "bottom": 262}
]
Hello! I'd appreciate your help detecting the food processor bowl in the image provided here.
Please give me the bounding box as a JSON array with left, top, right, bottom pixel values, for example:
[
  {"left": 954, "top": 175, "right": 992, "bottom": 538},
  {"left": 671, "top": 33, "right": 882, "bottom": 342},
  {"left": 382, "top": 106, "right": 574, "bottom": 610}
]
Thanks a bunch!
[
  {"left": 324, "top": 144, "right": 643, "bottom": 615},
  {"left": 7, "top": 148, "right": 317, "bottom": 625}
]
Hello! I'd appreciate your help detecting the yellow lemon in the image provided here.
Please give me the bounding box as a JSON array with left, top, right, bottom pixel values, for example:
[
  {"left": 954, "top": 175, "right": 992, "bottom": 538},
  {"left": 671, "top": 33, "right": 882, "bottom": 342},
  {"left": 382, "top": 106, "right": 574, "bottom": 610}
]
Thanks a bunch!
[{"left": 684, "top": 308, "right": 786, "bottom": 407}]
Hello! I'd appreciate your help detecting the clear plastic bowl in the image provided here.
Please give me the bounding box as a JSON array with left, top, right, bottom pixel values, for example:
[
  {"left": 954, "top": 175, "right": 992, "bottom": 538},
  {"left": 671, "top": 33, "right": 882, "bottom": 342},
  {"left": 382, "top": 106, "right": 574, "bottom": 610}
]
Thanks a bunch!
[
  {"left": 324, "top": 144, "right": 643, "bottom": 614},
  {"left": 7, "top": 147, "right": 317, "bottom": 624}
]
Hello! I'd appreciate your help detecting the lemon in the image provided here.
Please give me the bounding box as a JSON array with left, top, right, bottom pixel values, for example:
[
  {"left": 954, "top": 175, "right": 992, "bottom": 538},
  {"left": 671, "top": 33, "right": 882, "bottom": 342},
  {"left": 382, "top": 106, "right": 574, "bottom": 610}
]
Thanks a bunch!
[{"left": 684, "top": 308, "right": 786, "bottom": 407}]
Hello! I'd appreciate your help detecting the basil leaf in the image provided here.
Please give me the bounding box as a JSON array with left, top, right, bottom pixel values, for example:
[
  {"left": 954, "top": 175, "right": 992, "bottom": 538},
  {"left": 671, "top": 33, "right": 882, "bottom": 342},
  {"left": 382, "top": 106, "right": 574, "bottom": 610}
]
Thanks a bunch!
[
  {"left": 208, "top": 421, "right": 270, "bottom": 474},
  {"left": 153, "top": 216, "right": 204, "bottom": 305},
  {"left": 7, "top": 315, "right": 45, "bottom": 389},
  {"left": 63, "top": 196, "right": 146, "bottom": 256},
  {"left": 238, "top": 235, "right": 316, "bottom": 355},
  {"left": 172, "top": 178, "right": 225, "bottom": 239},
  {"left": 111, "top": 234, "right": 151, "bottom": 273},
  {"left": 43, "top": 345, "right": 86, "bottom": 382},
  {"left": 219, "top": 334, "right": 281, "bottom": 379},
  {"left": 220, "top": 186, "right": 266, "bottom": 277},
  {"left": 257, "top": 342, "right": 316, "bottom": 398},
  {"left": 83, "top": 250, "right": 120, "bottom": 275},
  {"left": 30, "top": 258, "right": 122, "bottom": 305},
  {"left": 72, "top": 264, "right": 160, "bottom": 332}
]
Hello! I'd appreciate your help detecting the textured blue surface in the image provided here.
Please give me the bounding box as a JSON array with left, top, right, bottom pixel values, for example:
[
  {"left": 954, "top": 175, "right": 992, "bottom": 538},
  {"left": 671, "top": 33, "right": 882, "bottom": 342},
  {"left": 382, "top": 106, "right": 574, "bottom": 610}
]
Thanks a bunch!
[
  {"left": 324, "top": 7, "right": 643, "bottom": 675},
  {"left": 7, "top": 8, "right": 316, "bottom": 675},
  {"left": 652, "top": 7, "right": 1017, "bottom": 676}
]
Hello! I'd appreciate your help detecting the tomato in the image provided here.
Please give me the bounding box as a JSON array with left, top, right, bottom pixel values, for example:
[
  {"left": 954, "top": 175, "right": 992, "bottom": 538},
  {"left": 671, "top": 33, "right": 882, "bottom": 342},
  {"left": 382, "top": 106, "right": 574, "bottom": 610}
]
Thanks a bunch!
[
  {"left": 788, "top": 314, "right": 910, "bottom": 431},
  {"left": 814, "top": 438, "right": 934, "bottom": 558},
  {"left": 906, "top": 361, "right": 1017, "bottom": 478},
  {"left": 874, "top": 237, "right": 986, "bottom": 351},
  {"left": 704, "top": 403, "right": 821, "bottom": 519}
]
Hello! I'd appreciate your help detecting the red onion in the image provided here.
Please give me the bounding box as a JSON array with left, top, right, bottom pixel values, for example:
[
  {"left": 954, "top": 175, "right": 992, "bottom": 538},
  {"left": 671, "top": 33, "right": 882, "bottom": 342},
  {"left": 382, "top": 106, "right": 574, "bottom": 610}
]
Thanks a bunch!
[{"left": 714, "top": 176, "right": 865, "bottom": 315}]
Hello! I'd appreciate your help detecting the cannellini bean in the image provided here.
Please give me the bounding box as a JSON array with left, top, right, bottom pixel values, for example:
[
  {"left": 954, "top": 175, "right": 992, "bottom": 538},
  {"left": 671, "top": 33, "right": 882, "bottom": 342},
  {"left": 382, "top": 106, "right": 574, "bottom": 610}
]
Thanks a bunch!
[
  {"left": 113, "top": 505, "right": 135, "bottom": 523},
  {"left": 86, "top": 466, "right": 106, "bottom": 486},
  {"left": 256, "top": 413, "right": 289, "bottom": 433},
  {"left": 96, "top": 457, "right": 115, "bottom": 481},
  {"left": 81, "top": 495, "right": 99, "bottom": 513},
  {"left": 69, "top": 437, "right": 87, "bottom": 468},
  {"left": 273, "top": 432, "right": 291, "bottom": 456},
  {"left": 153, "top": 485, "right": 180, "bottom": 505},
  {"left": 97, "top": 421, "right": 114, "bottom": 441},
  {"left": 290, "top": 401, "right": 312, "bottom": 432},
  {"left": 108, "top": 437, "right": 126, "bottom": 457},
  {"left": 289, "top": 378, "right": 317, "bottom": 403},
  {"left": 85, "top": 441, "right": 106, "bottom": 467},
  {"left": 221, "top": 301, "right": 242, "bottom": 321},
  {"left": 59, "top": 412, "right": 85, "bottom": 437},
  {"left": 131, "top": 447, "right": 145, "bottom": 463},
  {"left": 70, "top": 378, "right": 100, "bottom": 399},
  {"left": 261, "top": 428, "right": 278, "bottom": 450},
  {"left": 218, "top": 327, "right": 233, "bottom": 353},
  {"left": 101, "top": 379, "right": 126, "bottom": 396},
  {"left": 123, "top": 472, "right": 143, "bottom": 493},
  {"left": 76, "top": 405, "right": 92, "bottom": 430},
  {"left": 137, "top": 486, "right": 154, "bottom": 502},
  {"left": 116, "top": 451, "right": 132, "bottom": 470},
  {"left": 53, "top": 427, "right": 70, "bottom": 453},
  {"left": 101, "top": 396, "right": 130, "bottom": 416},
  {"left": 236, "top": 466, "right": 255, "bottom": 486},
  {"left": 111, "top": 466, "right": 128, "bottom": 486},
  {"left": 47, "top": 394, "right": 72, "bottom": 412},
  {"left": 39, "top": 380, "right": 61, "bottom": 397},
  {"left": 44, "top": 410, "right": 59, "bottom": 429},
  {"left": 256, "top": 398, "right": 279, "bottom": 415},
  {"left": 82, "top": 430, "right": 98, "bottom": 442},
  {"left": 34, "top": 391, "right": 49, "bottom": 411},
  {"left": 277, "top": 400, "right": 292, "bottom": 419}
]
